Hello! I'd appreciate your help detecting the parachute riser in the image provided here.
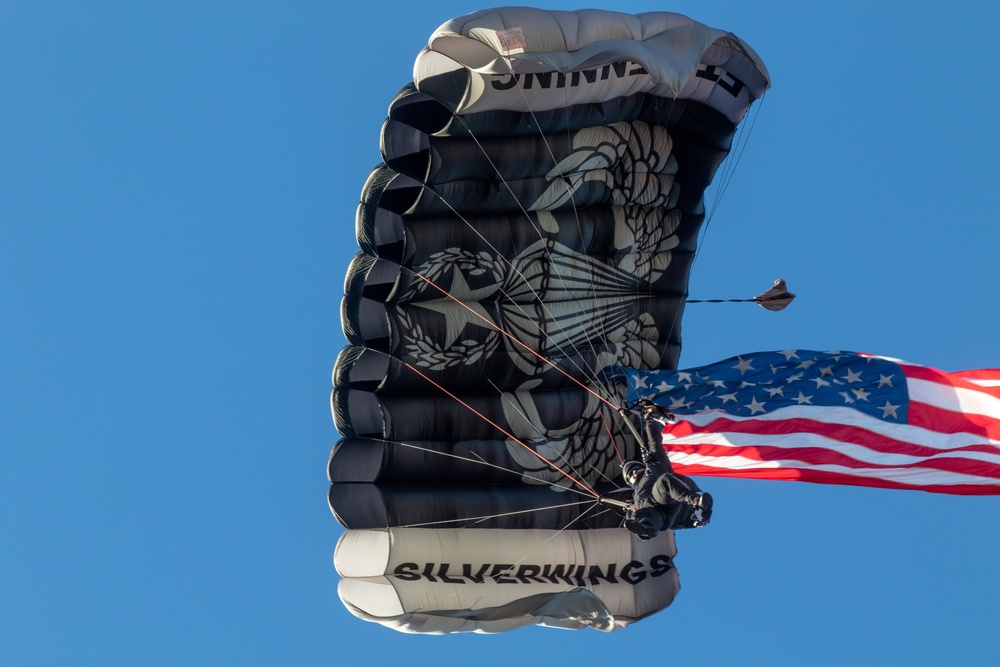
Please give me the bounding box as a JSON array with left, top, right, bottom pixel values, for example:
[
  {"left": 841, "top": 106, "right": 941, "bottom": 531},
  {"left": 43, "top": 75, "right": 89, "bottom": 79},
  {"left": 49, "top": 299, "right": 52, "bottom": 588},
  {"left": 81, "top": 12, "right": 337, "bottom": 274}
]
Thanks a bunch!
[
  {"left": 598, "top": 496, "right": 631, "bottom": 510},
  {"left": 619, "top": 415, "right": 646, "bottom": 448}
]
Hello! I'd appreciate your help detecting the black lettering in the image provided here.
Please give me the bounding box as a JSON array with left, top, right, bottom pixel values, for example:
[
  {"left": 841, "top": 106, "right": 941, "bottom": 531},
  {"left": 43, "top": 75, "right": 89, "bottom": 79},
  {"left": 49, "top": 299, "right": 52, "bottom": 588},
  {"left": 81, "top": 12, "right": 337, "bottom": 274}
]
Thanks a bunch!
[
  {"left": 514, "top": 563, "right": 544, "bottom": 584},
  {"left": 533, "top": 72, "right": 554, "bottom": 89},
  {"left": 718, "top": 74, "right": 745, "bottom": 97},
  {"left": 463, "top": 563, "right": 491, "bottom": 584},
  {"left": 391, "top": 560, "right": 663, "bottom": 584},
  {"left": 587, "top": 563, "right": 618, "bottom": 585},
  {"left": 491, "top": 564, "right": 516, "bottom": 583},
  {"left": 491, "top": 74, "right": 520, "bottom": 90},
  {"left": 541, "top": 563, "right": 576, "bottom": 585},
  {"left": 649, "top": 554, "right": 674, "bottom": 577},
  {"left": 697, "top": 65, "right": 721, "bottom": 82},
  {"left": 696, "top": 66, "right": 746, "bottom": 98},
  {"left": 620, "top": 560, "right": 647, "bottom": 585},
  {"left": 437, "top": 563, "right": 465, "bottom": 584},
  {"left": 393, "top": 562, "right": 421, "bottom": 582},
  {"left": 491, "top": 60, "right": 650, "bottom": 94}
]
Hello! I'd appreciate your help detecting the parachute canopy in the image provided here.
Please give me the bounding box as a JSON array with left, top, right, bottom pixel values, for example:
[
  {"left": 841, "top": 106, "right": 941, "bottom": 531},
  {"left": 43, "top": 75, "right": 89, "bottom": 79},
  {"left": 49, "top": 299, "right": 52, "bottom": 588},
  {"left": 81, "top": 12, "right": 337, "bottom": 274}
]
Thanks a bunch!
[{"left": 331, "top": 7, "right": 770, "bottom": 632}]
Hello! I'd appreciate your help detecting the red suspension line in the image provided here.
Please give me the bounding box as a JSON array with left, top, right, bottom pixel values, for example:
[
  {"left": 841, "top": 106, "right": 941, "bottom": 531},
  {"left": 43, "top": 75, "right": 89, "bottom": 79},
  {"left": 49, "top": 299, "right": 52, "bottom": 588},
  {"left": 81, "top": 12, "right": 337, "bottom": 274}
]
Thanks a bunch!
[
  {"left": 598, "top": 410, "right": 624, "bottom": 464},
  {"left": 415, "top": 273, "right": 618, "bottom": 411}
]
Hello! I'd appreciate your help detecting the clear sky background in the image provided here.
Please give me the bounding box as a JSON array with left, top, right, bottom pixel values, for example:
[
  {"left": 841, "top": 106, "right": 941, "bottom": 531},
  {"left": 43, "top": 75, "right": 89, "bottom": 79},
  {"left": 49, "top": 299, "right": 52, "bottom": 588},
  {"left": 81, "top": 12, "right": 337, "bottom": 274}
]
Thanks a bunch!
[{"left": 5, "top": 1, "right": 1000, "bottom": 665}]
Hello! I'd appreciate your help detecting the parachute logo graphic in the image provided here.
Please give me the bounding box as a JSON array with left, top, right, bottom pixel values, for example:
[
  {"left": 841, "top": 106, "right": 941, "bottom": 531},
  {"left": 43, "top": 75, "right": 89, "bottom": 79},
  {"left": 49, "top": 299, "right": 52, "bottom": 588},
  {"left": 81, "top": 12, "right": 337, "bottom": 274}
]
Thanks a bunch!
[
  {"left": 502, "top": 392, "right": 627, "bottom": 490},
  {"left": 530, "top": 122, "right": 678, "bottom": 211},
  {"left": 401, "top": 233, "right": 676, "bottom": 377}
]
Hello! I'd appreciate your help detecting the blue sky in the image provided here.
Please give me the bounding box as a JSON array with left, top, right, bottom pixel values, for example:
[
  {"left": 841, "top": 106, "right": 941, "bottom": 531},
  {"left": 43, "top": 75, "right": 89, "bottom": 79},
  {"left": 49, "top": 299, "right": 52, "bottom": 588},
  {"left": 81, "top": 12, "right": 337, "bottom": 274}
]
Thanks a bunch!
[{"left": 5, "top": 1, "right": 1000, "bottom": 665}]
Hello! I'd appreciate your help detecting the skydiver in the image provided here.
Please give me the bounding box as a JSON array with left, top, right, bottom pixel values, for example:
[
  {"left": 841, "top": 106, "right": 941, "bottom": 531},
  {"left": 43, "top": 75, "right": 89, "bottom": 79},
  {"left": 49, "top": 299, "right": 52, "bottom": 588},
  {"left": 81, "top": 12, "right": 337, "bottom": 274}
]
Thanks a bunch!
[{"left": 618, "top": 401, "right": 713, "bottom": 540}]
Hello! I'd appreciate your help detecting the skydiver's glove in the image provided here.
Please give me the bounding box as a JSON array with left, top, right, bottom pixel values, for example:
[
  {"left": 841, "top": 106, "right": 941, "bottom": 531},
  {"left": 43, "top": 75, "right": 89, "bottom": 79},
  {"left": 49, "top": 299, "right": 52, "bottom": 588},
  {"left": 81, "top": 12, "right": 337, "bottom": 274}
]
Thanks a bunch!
[
  {"left": 639, "top": 399, "right": 677, "bottom": 423},
  {"left": 625, "top": 507, "right": 667, "bottom": 540},
  {"left": 624, "top": 516, "right": 657, "bottom": 541}
]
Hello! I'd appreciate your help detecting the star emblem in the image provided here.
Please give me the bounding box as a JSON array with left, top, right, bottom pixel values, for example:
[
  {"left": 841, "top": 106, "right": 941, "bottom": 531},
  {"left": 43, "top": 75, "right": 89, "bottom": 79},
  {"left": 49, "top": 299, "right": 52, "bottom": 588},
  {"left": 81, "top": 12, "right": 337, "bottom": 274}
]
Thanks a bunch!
[
  {"left": 733, "top": 356, "right": 755, "bottom": 375},
  {"left": 843, "top": 368, "right": 863, "bottom": 383},
  {"left": 879, "top": 401, "right": 901, "bottom": 419}
]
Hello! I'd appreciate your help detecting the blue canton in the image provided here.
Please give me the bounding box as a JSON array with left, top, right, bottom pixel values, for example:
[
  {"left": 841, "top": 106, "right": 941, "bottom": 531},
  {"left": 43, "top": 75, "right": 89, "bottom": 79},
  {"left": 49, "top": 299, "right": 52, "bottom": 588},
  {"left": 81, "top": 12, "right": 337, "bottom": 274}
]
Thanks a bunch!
[{"left": 621, "top": 350, "right": 910, "bottom": 423}]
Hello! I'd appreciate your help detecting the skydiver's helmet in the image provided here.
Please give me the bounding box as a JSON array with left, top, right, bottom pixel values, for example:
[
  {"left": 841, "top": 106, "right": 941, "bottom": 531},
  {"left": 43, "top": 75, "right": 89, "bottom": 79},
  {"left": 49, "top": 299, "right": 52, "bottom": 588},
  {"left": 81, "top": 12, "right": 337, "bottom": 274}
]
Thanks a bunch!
[{"left": 622, "top": 461, "right": 645, "bottom": 487}]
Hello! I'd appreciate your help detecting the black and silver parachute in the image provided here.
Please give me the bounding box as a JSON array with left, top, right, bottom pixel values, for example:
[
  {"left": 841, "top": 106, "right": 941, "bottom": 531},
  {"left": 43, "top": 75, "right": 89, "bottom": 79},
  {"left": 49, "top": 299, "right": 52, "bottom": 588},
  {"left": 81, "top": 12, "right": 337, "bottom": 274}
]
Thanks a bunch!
[{"left": 330, "top": 7, "right": 769, "bottom": 633}]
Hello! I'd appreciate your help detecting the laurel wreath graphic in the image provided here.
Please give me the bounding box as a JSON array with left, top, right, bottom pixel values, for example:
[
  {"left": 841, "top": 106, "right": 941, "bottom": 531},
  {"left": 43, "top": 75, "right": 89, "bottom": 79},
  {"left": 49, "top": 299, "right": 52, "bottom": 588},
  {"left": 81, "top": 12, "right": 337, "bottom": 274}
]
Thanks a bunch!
[{"left": 531, "top": 122, "right": 679, "bottom": 211}]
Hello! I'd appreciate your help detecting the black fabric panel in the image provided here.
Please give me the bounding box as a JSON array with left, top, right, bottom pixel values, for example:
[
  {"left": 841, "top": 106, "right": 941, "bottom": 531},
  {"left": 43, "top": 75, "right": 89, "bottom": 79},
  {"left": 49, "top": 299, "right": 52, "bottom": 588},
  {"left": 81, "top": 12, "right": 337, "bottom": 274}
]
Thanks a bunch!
[
  {"left": 334, "top": 342, "right": 679, "bottom": 394},
  {"left": 377, "top": 388, "right": 588, "bottom": 441},
  {"left": 393, "top": 173, "right": 679, "bottom": 217},
  {"left": 357, "top": 171, "right": 706, "bottom": 263},
  {"left": 383, "top": 119, "right": 679, "bottom": 184},
  {"left": 329, "top": 436, "right": 535, "bottom": 485},
  {"left": 388, "top": 83, "right": 736, "bottom": 143},
  {"left": 329, "top": 482, "right": 624, "bottom": 530}
]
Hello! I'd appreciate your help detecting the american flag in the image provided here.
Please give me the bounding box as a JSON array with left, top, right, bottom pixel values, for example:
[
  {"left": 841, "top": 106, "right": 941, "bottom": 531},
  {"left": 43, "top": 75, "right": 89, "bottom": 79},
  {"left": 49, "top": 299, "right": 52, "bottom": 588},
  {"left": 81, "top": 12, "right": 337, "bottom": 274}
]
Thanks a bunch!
[{"left": 621, "top": 350, "right": 1000, "bottom": 495}]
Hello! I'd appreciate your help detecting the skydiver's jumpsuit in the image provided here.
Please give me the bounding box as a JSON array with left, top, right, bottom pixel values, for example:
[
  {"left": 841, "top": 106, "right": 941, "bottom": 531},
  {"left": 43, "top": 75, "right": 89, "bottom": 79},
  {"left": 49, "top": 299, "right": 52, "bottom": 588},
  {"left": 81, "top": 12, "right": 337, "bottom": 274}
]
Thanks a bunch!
[{"left": 628, "top": 419, "right": 703, "bottom": 535}]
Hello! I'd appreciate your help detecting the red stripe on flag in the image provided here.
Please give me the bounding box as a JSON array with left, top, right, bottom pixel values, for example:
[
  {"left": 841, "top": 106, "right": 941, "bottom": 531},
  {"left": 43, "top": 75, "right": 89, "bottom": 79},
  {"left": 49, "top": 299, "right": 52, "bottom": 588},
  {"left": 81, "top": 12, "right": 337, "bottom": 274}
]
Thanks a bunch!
[
  {"left": 663, "top": 440, "right": 1000, "bottom": 480},
  {"left": 907, "top": 403, "right": 1000, "bottom": 440},
  {"left": 668, "top": 462, "right": 1000, "bottom": 495},
  {"left": 899, "top": 363, "right": 1000, "bottom": 397},
  {"left": 668, "top": 417, "right": 1000, "bottom": 461}
]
